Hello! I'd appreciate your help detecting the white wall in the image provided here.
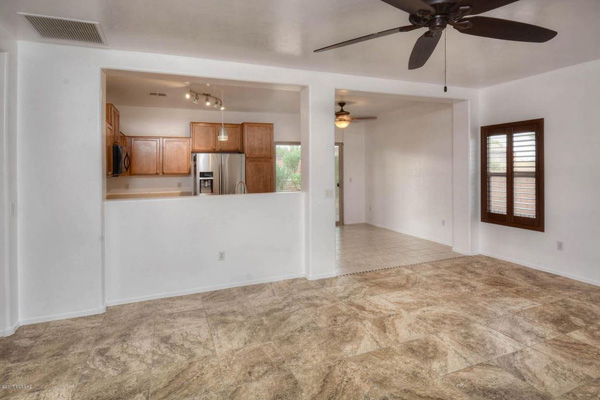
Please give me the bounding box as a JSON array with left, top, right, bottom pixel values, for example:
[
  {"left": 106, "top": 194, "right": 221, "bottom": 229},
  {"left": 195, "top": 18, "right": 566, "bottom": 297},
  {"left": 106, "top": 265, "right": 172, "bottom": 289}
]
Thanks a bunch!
[
  {"left": 365, "top": 102, "right": 454, "bottom": 246},
  {"left": 336, "top": 124, "right": 366, "bottom": 224},
  {"left": 479, "top": 59, "right": 600, "bottom": 285},
  {"left": 105, "top": 193, "right": 304, "bottom": 304},
  {"left": 0, "top": 26, "right": 18, "bottom": 336},
  {"left": 15, "top": 40, "right": 477, "bottom": 324}
]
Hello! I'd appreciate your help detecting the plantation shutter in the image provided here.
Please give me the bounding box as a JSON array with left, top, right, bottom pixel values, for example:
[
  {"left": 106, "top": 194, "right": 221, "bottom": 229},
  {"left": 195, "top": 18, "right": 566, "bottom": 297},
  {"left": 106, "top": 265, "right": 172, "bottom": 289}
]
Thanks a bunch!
[{"left": 481, "top": 119, "right": 544, "bottom": 232}]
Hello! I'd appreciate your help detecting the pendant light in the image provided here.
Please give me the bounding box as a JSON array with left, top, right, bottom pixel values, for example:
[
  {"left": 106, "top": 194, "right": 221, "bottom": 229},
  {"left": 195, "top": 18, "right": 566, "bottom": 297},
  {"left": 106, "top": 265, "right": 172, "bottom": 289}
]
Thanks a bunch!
[{"left": 217, "top": 87, "right": 228, "bottom": 141}]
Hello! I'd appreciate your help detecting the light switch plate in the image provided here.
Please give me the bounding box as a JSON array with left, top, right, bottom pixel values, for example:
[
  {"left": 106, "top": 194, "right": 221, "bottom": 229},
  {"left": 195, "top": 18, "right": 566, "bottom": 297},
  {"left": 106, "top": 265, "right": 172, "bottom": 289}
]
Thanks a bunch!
[{"left": 325, "top": 189, "right": 334, "bottom": 198}]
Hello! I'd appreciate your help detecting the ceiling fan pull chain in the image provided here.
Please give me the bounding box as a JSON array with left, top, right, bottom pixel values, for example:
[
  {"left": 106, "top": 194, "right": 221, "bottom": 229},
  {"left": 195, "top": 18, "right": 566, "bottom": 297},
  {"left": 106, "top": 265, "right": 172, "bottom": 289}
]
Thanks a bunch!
[{"left": 444, "top": 30, "right": 448, "bottom": 93}]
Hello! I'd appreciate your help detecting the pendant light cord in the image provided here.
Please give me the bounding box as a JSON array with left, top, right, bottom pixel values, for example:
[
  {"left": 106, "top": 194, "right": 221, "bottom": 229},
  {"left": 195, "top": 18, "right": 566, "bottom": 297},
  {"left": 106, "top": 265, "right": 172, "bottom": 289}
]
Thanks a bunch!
[{"left": 444, "top": 30, "right": 448, "bottom": 93}]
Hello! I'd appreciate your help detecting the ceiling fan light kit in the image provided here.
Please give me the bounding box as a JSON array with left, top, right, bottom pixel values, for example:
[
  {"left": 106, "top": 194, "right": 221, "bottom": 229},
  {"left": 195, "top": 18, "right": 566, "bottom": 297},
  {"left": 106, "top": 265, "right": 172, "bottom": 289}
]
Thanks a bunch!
[
  {"left": 335, "top": 102, "right": 377, "bottom": 129},
  {"left": 315, "top": 0, "right": 557, "bottom": 90}
]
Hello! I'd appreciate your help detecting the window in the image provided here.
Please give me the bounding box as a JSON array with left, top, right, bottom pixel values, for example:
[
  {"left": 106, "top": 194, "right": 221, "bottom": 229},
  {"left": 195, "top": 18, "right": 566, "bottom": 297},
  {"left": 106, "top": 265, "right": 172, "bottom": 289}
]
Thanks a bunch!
[
  {"left": 275, "top": 142, "right": 301, "bottom": 192},
  {"left": 481, "top": 119, "right": 544, "bottom": 232}
]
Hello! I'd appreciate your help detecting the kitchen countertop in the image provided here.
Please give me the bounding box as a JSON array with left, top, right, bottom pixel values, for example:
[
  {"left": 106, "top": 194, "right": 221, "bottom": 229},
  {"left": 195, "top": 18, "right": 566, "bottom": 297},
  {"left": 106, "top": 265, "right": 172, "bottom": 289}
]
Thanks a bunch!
[{"left": 106, "top": 191, "right": 193, "bottom": 200}]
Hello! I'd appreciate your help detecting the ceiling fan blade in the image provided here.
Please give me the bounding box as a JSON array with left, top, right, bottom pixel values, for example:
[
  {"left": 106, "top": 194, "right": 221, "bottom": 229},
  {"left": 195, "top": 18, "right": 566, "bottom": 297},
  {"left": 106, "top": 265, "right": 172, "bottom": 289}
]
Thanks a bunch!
[
  {"left": 314, "top": 25, "right": 420, "bottom": 53},
  {"left": 457, "top": 16, "right": 557, "bottom": 42},
  {"left": 350, "top": 116, "right": 378, "bottom": 121},
  {"left": 455, "top": 0, "right": 519, "bottom": 16},
  {"left": 380, "top": 0, "right": 434, "bottom": 15},
  {"left": 409, "top": 32, "right": 442, "bottom": 70}
]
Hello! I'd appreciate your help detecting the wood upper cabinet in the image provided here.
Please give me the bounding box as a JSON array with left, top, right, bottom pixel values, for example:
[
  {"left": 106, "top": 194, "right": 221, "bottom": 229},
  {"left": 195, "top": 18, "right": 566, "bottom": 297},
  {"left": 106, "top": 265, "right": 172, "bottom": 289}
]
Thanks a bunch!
[
  {"left": 106, "top": 124, "right": 115, "bottom": 176},
  {"left": 191, "top": 123, "right": 217, "bottom": 152},
  {"left": 162, "top": 137, "right": 191, "bottom": 175},
  {"left": 245, "top": 158, "right": 274, "bottom": 193},
  {"left": 131, "top": 137, "right": 161, "bottom": 175},
  {"left": 243, "top": 123, "right": 274, "bottom": 158},
  {"left": 216, "top": 124, "right": 243, "bottom": 153},
  {"left": 106, "top": 103, "right": 120, "bottom": 176}
]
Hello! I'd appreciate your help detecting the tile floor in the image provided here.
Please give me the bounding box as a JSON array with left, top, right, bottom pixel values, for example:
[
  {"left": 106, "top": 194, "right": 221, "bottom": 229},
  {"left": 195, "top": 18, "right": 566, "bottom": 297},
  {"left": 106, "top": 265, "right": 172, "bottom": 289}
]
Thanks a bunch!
[
  {"left": 336, "top": 224, "right": 463, "bottom": 275},
  {"left": 2, "top": 256, "right": 600, "bottom": 399}
]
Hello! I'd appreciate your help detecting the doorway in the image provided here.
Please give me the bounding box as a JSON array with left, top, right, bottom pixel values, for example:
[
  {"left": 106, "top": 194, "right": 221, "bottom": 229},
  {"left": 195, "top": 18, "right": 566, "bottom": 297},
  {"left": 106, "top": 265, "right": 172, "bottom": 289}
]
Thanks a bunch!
[{"left": 335, "top": 143, "right": 344, "bottom": 226}]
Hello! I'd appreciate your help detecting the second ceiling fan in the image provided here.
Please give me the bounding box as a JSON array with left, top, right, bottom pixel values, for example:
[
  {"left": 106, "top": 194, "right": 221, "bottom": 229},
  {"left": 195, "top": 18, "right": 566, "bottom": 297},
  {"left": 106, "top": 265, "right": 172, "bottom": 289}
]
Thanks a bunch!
[{"left": 315, "top": 0, "right": 558, "bottom": 70}]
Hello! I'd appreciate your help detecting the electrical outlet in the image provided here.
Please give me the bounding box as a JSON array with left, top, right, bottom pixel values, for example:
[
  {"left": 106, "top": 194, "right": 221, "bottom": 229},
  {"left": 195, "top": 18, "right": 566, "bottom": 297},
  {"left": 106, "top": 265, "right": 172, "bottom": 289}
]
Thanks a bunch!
[
  {"left": 349, "top": 177, "right": 353, "bottom": 183},
  {"left": 369, "top": 206, "right": 372, "bottom": 212},
  {"left": 218, "top": 251, "right": 225, "bottom": 261},
  {"left": 124, "top": 183, "right": 130, "bottom": 189},
  {"left": 10, "top": 202, "right": 15, "bottom": 217},
  {"left": 557, "top": 241, "right": 564, "bottom": 251},
  {"left": 442, "top": 220, "right": 445, "bottom": 226},
  {"left": 177, "top": 181, "right": 182, "bottom": 188}
]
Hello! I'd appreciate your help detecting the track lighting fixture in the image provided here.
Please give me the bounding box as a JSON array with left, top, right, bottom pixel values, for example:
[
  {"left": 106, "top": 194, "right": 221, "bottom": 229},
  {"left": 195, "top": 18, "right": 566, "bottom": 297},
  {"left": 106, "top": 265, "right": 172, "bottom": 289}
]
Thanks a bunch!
[{"left": 185, "top": 89, "right": 224, "bottom": 110}]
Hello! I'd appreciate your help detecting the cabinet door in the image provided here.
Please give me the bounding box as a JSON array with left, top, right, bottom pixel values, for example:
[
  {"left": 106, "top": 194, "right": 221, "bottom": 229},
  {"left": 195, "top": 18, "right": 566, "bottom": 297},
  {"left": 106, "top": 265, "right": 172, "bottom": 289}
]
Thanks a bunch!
[
  {"left": 112, "top": 107, "right": 120, "bottom": 140},
  {"left": 106, "top": 124, "right": 114, "bottom": 176},
  {"left": 243, "top": 123, "right": 274, "bottom": 158},
  {"left": 216, "top": 124, "right": 243, "bottom": 153},
  {"left": 245, "top": 158, "right": 274, "bottom": 193},
  {"left": 191, "top": 123, "right": 217, "bottom": 152},
  {"left": 162, "top": 138, "right": 191, "bottom": 174},
  {"left": 131, "top": 137, "right": 161, "bottom": 175}
]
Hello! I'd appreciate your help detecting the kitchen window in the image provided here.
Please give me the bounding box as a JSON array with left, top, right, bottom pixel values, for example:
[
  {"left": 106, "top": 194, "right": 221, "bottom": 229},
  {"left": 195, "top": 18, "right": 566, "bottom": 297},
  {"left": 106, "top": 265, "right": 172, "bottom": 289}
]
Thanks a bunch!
[
  {"left": 481, "top": 119, "right": 544, "bottom": 232},
  {"left": 275, "top": 142, "right": 301, "bottom": 192}
]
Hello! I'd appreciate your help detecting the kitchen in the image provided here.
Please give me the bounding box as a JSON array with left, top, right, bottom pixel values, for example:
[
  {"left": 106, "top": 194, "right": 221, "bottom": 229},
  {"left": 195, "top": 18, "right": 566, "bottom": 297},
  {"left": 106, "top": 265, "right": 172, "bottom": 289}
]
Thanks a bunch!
[{"left": 104, "top": 70, "right": 302, "bottom": 199}]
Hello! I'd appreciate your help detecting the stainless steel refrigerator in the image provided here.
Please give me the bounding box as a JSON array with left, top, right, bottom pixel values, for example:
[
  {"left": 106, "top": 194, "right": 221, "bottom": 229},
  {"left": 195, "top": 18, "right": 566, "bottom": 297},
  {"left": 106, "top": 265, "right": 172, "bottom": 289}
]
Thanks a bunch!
[{"left": 192, "top": 153, "right": 247, "bottom": 195}]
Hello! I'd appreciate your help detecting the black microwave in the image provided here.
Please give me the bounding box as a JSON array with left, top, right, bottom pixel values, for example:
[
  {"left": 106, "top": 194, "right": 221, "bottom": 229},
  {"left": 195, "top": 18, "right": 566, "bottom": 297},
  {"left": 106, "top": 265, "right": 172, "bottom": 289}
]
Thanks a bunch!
[{"left": 112, "top": 144, "right": 130, "bottom": 176}]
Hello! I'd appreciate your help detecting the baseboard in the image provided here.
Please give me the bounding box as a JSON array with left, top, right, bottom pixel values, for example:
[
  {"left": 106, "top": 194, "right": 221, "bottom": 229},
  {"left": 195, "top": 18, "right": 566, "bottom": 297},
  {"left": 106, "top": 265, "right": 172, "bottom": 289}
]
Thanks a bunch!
[
  {"left": 480, "top": 251, "right": 600, "bottom": 287},
  {"left": 306, "top": 271, "right": 338, "bottom": 281},
  {"left": 18, "top": 306, "right": 107, "bottom": 327},
  {"left": 0, "top": 320, "right": 20, "bottom": 337},
  {"left": 452, "top": 247, "right": 478, "bottom": 256},
  {"left": 367, "top": 222, "right": 453, "bottom": 247},
  {"left": 105, "top": 272, "right": 306, "bottom": 307}
]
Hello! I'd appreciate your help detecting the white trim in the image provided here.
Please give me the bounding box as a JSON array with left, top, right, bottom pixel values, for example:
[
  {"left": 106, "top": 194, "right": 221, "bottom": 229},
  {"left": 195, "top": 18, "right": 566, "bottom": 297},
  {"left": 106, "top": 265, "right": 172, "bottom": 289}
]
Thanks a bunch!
[
  {"left": 105, "top": 272, "right": 305, "bottom": 307},
  {"left": 1, "top": 320, "right": 19, "bottom": 337},
  {"left": 367, "top": 222, "right": 453, "bottom": 247},
  {"left": 307, "top": 271, "right": 338, "bottom": 281},
  {"left": 452, "top": 247, "right": 478, "bottom": 256},
  {"left": 18, "top": 307, "right": 107, "bottom": 326},
  {"left": 480, "top": 251, "right": 600, "bottom": 287}
]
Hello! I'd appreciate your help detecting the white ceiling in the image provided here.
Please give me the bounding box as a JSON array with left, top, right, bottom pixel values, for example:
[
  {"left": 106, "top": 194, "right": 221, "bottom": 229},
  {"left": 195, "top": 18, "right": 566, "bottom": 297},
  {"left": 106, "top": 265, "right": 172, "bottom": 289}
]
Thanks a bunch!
[
  {"left": 335, "top": 89, "right": 453, "bottom": 117},
  {"left": 2, "top": 0, "right": 599, "bottom": 88},
  {"left": 105, "top": 70, "right": 302, "bottom": 113}
]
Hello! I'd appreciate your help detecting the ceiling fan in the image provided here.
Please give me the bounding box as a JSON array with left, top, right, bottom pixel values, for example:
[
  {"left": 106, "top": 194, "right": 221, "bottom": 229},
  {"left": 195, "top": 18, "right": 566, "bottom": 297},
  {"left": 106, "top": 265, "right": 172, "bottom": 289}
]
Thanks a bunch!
[
  {"left": 335, "top": 102, "right": 377, "bottom": 129},
  {"left": 315, "top": 0, "right": 558, "bottom": 71}
]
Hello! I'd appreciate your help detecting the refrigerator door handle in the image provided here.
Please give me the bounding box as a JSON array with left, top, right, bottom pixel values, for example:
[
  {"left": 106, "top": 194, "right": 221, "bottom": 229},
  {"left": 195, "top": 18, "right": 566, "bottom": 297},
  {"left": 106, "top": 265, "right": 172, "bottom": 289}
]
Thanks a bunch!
[{"left": 235, "top": 181, "right": 247, "bottom": 194}]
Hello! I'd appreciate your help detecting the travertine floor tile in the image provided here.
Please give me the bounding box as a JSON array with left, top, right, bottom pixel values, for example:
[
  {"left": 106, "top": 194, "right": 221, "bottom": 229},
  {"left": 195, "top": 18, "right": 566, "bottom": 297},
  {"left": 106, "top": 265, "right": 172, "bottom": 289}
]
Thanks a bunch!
[
  {"left": 533, "top": 335, "right": 600, "bottom": 379},
  {"left": 3, "top": 249, "right": 599, "bottom": 399},
  {"left": 444, "top": 363, "right": 553, "bottom": 400},
  {"left": 492, "top": 347, "right": 592, "bottom": 396},
  {"left": 485, "top": 313, "right": 560, "bottom": 346}
]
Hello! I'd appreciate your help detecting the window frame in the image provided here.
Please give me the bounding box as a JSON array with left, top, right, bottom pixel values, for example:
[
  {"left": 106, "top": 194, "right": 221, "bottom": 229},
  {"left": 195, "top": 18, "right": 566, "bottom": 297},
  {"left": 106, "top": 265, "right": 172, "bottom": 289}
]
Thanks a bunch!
[
  {"left": 274, "top": 141, "right": 302, "bottom": 193},
  {"left": 481, "top": 118, "right": 545, "bottom": 232}
]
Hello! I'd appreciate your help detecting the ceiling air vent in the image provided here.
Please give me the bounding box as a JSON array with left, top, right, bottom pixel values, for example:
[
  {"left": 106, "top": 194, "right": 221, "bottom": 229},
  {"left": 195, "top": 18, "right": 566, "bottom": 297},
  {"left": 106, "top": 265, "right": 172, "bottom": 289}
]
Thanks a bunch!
[{"left": 21, "top": 13, "right": 105, "bottom": 44}]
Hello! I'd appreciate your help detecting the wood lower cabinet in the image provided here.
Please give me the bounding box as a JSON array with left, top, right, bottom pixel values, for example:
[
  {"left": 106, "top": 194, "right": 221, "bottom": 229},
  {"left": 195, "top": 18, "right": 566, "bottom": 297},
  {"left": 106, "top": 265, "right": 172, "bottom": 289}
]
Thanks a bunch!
[
  {"left": 216, "top": 124, "right": 243, "bottom": 152},
  {"left": 191, "top": 123, "right": 217, "bottom": 152},
  {"left": 131, "top": 137, "right": 161, "bottom": 175},
  {"left": 245, "top": 158, "right": 274, "bottom": 193},
  {"left": 162, "top": 138, "right": 191, "bottom": 175},
  {"left": 243, "top": 123, "right": 274, "bottom": 158}
]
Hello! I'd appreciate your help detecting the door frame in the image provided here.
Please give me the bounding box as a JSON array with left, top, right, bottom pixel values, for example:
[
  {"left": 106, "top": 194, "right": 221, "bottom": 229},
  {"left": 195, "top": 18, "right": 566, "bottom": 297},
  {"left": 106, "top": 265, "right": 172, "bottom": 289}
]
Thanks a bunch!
[{"left": 335, "top": 142, "right": 344, "bottom": 226}]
